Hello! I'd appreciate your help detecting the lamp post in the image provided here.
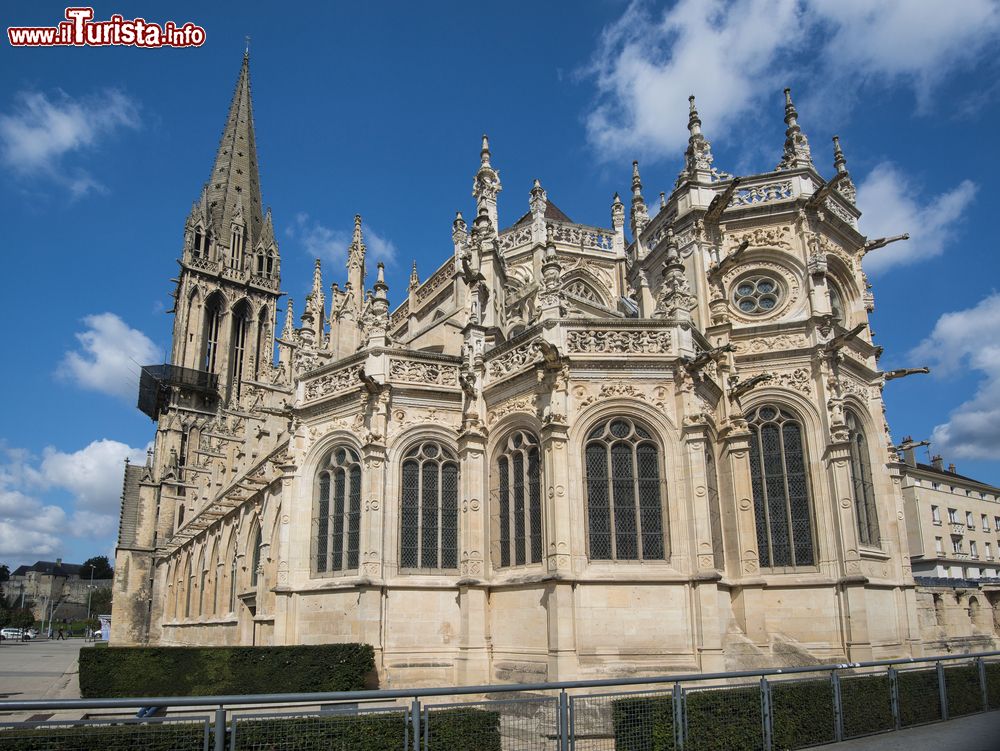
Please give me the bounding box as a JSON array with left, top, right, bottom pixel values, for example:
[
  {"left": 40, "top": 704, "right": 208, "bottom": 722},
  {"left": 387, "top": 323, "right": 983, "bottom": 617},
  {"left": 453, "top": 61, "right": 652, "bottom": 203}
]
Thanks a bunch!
[{"left": 85, "top": 565, "right": 95, "bottom": 622}]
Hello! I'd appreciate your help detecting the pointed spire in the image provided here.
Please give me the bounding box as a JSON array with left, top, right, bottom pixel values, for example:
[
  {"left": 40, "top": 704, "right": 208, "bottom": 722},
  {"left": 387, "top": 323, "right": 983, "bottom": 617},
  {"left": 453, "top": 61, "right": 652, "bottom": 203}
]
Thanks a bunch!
[
  {"left": 530, "top": 178, "right": 546, "bottom": 216},
  {"left": 472, "top": 134, "right": 501, "bottom": 231},
  {"left": 311, "top": 258, "right": 323, "bottom": 298},
  {"left": 611, "top": 192, "right": 625, "bottom": 229},
  {"left": 374, "top": 261, "right": 388, "bottom": 299},
  {"left": 831, "top": 135, "right": 857, "bottom": 203},
  {"left": 676, "top": 94, "right": 721, "bottom": 186},
  {"left": 409, "top": 260, "right": 420, "bottom": 291},
  {"left": 260, "top": 207, "right": 275, "bottom": 247},
  {"left": 775, "top": 87, "right": 814, "bottom": 171},
  {"left": 630, "top": 161, "right": 650, "bottom": 238},
  {"left": 206, "top": 53, "right": 265, "bottom": 249},
  {"left": 347, "top": 214, "right": 366, "bottom": 315}
]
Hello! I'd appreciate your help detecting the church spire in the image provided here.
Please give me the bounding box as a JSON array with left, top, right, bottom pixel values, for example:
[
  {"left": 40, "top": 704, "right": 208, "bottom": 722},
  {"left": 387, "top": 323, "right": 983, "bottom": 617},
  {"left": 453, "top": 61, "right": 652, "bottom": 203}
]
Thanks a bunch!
[
  {"left": 347, "top": 214, "right": 367, "bottom": 316},
  {"left": 205, "top": 53, "right": 265, "bottom": 252},
  {"left": 775, "top": 87, "right": 814, "bottom": 171},
  {"left": 409, "top": 260, "right": 420, "bottom": 291}
]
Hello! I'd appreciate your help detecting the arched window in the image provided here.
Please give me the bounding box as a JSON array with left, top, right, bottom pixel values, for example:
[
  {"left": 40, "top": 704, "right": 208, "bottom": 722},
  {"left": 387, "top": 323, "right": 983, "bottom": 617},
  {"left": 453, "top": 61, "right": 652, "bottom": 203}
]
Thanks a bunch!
[
  {"left": 250, "top": 526, "right": 262, "bottom": 588},
  {"left": 266, "top": 251, "right": 275, "bottom": 276},
  {"left": 230, "top": 226, "right": 244, "bottom": 269},
  {"left": 315, "top": 446, "right": 362, "bottom": 574},
  {"left": 400, "top": 441, "right": 458, "bottom": 571},
  {"left": 229, "top": 300, "right": 252, "bottom": 398},
  {"left": 228, "top": 542, "right": 238, "bottom": 612},
  {"left": 846, "top": 411, "right": 880, "bottom": 547},
  {"left": 584, "top": 417, "right": 666, "bottom": 561},
  {"left": 748, "top": 405, "right": 816, "bottom": 568},
  {"left": 193, "top": 229, "right": 204, "bottom": 257},
  {"left": 493, "top": 431, "right": 542, "bottom": 567},
  {"left": 203, "top": 293, "right": 224, "bottom": 373},
  {"left": 829, "top": 284, "right": 846, "bottom": 326},
  {"left": 184, "top": 559, "right": 194, "bottom": 618}
]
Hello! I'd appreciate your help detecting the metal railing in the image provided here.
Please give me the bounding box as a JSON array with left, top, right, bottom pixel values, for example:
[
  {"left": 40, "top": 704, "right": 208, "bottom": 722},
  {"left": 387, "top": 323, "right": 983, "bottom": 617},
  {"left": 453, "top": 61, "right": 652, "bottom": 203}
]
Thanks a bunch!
[{"left": 1, "top": 650, "right": 998, "bottom": 750}]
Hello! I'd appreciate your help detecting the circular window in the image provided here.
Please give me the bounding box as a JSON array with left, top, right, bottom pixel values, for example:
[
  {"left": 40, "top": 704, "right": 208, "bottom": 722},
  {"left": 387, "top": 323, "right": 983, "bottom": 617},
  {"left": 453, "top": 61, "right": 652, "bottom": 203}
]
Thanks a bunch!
[{"left": 732, "top": 275, "right": 782, "bottom": 315}]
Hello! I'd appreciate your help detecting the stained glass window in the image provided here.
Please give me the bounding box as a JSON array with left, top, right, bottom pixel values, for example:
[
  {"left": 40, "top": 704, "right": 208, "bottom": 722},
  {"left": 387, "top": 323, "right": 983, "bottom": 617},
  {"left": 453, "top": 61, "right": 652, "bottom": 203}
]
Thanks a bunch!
[
  {"left": 400, "top": 441, "right": 459, "bottom": 571},
  {"left": 584, "top": 418, "right": 666, "bottom": 561},
  {"left": 494, "top": 431, "right": 542, "bottom": 568},
  {"left": 749, "top": 405, "right": 815, "bottom": 568},
  {"left": 314, "top": 446, "right": 363, "bottom": 574},
  {"left": 846, "top": 411, "right": 880, "bottom": 547}
]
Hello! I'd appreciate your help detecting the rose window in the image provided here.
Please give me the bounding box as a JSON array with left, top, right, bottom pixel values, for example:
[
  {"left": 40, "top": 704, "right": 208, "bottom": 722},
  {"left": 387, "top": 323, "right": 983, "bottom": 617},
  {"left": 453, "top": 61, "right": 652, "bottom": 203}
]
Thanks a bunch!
[{"left": 733, "top": 275, "right": 781, "bottom": 315}]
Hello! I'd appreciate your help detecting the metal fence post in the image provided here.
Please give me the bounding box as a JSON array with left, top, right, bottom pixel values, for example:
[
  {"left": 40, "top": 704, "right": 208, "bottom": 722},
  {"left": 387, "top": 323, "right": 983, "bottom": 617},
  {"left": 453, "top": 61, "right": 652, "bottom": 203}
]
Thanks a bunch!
[
  {"left": 831, "top": 671, "right": 843, "bottom": 742},
  {"left": 559, "top": 689, "right": 570, "bottom": 751},
  {"left": 888, "top": 667, "right": 900, "bottom": 730},
  {"left": 673, "top": 681, "right": 685, "bottom": 751},
  {"left": 214, "top": 706, "right": 226, "bottom": 751},
  {"left": 760, "top": 676, "right": 773, "bottom": 751},
  {"left": 410, "top": 697, "right": 421, "bottom": 751},
  {"left": 936, "top": 661, "right": 948, "bottom": 721},
  {"left": 977, "top": 657, "right": 988, "bottom": 712}
]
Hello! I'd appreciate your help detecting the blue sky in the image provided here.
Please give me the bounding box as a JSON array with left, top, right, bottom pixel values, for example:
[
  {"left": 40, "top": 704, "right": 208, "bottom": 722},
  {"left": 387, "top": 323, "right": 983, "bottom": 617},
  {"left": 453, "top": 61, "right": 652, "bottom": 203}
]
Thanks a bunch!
[{"left": 1, "top": 0, "right": 999, "bottom": 569}]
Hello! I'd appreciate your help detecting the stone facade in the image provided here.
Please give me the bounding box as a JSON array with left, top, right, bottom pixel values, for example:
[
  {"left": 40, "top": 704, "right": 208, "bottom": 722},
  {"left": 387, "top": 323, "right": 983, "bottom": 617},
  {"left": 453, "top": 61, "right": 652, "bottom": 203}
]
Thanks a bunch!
[{"left": 112, "top": 56, "right": 930, "bottom": 686}]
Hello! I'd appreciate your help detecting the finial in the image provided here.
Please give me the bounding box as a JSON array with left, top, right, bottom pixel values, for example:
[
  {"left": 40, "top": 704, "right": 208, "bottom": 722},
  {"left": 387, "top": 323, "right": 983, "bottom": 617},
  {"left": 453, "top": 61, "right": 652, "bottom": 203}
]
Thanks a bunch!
[
  {"left": 244, "top": 35, "right": 250, "bottom": 59},
  {"left": 687, "top": 95, "right": 702, "bottom": 136},
  {"left": 376, "top": 262, "right": 386, "bottom": 285},
  {"left": 833, "top": 135, "right": 847, "bottom": 173},
  {"left": 533, "top": 178, "right": 542, "bottom": 189},
  {"left": 631, "top": 160, "right": 644, "bottom": 197},
  {"left": 660, "top": 191, "right": 666, "bottom": 209},
  {"left": 775, "top": 87, "right": 813, "bottom": 171},
  {"left": 612, "top": 191, "right": 622, "bottom": 206},
  {"left": 481, "top": 134, "right": 491, "bottom": 165},
  {"left": 410, "top": 260, "right": 419, "bottom": 290},
  {"left": 282, "top": 298, "right": 295, "bottom": 337},
  {"left": 352, "top": 214, "right": 363, "bottom": 244}
]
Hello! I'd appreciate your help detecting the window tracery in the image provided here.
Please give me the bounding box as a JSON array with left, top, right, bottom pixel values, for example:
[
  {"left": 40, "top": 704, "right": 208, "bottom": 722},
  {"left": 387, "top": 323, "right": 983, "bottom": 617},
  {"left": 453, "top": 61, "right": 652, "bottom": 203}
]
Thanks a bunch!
[
  {"left": 400, "top": 441, "right": 459, "bottom": 571},
  {"left": 314, "top": 446, "right": 362, "bottom": 574},
  {"left": 493, "top": 431, "right": 542, "bottom": 567}
]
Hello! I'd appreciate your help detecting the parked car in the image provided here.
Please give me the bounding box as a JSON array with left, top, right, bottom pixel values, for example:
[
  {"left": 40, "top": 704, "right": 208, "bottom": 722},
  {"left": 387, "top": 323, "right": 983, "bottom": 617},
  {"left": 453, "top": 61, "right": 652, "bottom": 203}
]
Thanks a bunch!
[{"left": 0, "top": 628, "right": 31, "bottom": 640}]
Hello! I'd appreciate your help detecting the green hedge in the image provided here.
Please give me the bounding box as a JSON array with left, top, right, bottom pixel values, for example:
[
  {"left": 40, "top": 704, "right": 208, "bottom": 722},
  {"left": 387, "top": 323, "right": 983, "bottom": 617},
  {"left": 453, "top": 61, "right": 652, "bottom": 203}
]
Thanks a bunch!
[
  {"left": 771, "top": 679, "right": 835, "bottom": 749},
  {"left": 897, "top": 669, "right": 940, "bottom": 727},
  {"left": 0, "top": 721, "right": 207, "bottom": 751},
  {"left": 611, "top": 695, "right": 674, "bottom": 751},
  {"left": 945, "top": 665, "right": 982, "bottom": 717},
  {"left": 839, "top": 674, "right": 893, "bottom": 738},
  {"left": 986, "top": 662, "right": 1000, "bottom": 710},
  {"left": 78, "top": 644, "right": 375, "bottom": 698},
  {"left": 232, "top": 708, "right": 500, "bottom": 751},
  {"left": 687, "top": 685, "right": 762, "bottom": 751}
]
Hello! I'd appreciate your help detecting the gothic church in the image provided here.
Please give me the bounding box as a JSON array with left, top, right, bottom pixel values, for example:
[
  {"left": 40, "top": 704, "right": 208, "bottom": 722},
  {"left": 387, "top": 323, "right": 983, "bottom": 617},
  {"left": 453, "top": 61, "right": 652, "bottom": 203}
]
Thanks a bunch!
[{"left": 112, "top": 52, "right": 924, "bottom": 685}]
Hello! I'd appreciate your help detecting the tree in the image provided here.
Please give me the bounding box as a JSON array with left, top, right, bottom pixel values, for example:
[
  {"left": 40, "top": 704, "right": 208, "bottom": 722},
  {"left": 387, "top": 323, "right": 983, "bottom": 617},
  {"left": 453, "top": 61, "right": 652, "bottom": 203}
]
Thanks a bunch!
[
  {"left": 81, "top": 556, "right": 113, "bottom": 580},
  {"left": 0, "top": 564, "right": 9, "bottom": 582},
  {"left": 90, "top": 587, "right": 113, "bottom": 616},
  {"left": 9, "top": 608, "right": 34, "bottom": 628}
]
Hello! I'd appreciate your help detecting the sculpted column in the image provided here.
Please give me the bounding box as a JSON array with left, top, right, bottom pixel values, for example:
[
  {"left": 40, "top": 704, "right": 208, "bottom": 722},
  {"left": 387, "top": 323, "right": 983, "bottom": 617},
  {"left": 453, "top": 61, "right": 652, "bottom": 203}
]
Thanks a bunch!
[
  {"left": 456, "top": 423, "right": 489, "bottom": 684},
  {"left": 721, "top": 424, "right": 766, "bottom": 644},
  {"left": 540, "top": 363, "right": 579, "bottom": 681},
  {"left": 359, "top": 388, "right": 389, "bottom": 664},
  {"left": 682, "top": 421, "right": 725, "bottom": 671}
]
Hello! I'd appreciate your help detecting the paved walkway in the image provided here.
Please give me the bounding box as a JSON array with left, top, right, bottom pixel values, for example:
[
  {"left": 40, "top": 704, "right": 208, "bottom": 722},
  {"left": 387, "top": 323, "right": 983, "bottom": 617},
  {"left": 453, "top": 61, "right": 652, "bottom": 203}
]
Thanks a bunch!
[
  {"left": 0, "top": 638, "right": 83, "bottom": 700},
  {"left": 815, "top": 710, "right": 1000, "bottom": 750}
]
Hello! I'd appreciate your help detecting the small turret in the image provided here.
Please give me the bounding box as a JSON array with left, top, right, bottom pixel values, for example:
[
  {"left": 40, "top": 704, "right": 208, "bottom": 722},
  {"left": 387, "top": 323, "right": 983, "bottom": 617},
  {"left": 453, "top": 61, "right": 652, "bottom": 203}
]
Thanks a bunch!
[
  {"left": 775, "top": 88, "right": 814, "bottom": 171},
  {"left": 630, "top": 160, "right": 650, "bottom": 240},
  {"left": 472, "top": 134, "right": 502, "bottom": 232},
  {"left": 831, "top": 136, "right": 857, "bottom": 203}
]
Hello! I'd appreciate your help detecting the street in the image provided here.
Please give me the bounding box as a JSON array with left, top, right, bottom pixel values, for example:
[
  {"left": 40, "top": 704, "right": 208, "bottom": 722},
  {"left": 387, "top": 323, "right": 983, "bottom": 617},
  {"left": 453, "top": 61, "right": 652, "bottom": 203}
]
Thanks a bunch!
[{"left": 0, "top": 638, "right": 82, "bottom": 700}]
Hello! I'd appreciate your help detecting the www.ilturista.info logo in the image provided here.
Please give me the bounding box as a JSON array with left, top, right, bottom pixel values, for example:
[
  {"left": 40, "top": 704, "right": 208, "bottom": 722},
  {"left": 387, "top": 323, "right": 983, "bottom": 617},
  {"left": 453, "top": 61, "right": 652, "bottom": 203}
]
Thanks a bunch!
[{"left": 8, "top": 7, "right": 206, "bottom": 48}]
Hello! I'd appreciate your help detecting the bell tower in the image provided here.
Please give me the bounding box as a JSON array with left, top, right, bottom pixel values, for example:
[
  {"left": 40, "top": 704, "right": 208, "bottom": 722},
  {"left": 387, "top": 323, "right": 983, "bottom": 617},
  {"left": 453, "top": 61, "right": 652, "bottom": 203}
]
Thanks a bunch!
[{"left": 168, "top": 50, "right": 281, "bottom": 403}]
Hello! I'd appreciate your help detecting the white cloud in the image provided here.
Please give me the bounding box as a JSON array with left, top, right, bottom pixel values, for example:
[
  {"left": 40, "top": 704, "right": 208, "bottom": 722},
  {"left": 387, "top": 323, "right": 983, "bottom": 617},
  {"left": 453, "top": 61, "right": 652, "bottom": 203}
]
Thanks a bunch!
[
  {"left": 910, "top": 293, "right": 1000, "bottom": 460},
  {"left": 856, "top": 164, "right": 977, "bottom": 274},
  {"left": 0, "top": 88, "right": 140, "bottom": 196},
  {"left": 0, "top": 439, "right": 148, "bottom": 566},
  {"left": 286, "top": 213, "right": 397, "bottom": 271},
  {"left": 40, "top": 439, "right": 149, "bottom": 514},
  {"left": 586, "top": 0, "right": 1000, "bottom": 162},
  {"left": 58, "top": 313, "right": 159, "bottom": 401}
]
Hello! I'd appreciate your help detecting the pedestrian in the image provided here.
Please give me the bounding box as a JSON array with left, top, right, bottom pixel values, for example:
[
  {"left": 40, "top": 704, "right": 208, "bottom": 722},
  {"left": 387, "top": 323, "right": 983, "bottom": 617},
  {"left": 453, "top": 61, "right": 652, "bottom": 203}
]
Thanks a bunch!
[{"left": 56, "top": 627, "right": 65, "bottom": 640}]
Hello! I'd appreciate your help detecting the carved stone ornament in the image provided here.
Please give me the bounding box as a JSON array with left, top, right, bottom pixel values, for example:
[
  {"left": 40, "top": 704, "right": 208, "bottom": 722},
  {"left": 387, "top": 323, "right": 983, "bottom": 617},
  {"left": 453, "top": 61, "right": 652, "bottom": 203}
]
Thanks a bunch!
[
  {"left": 486, "top": 394, "right": 538, "bottom": 426},
  {"left": 486, "top": 340, "right": 545, "bottom": 380},
  {"left": 732, "top": 333, "right": 808, "bottom": 354},
  {"left": 728, "top": 225, "right": 792, "bottom": 251},
  {"left": 303, "top": 365, "right": 360, "bottom": 402},
  {"left": 566, "top": 329, "right": 672, "bottom": 355},
  {"left": 389, "top": 358, "right": 459, "bottom": 387}
]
